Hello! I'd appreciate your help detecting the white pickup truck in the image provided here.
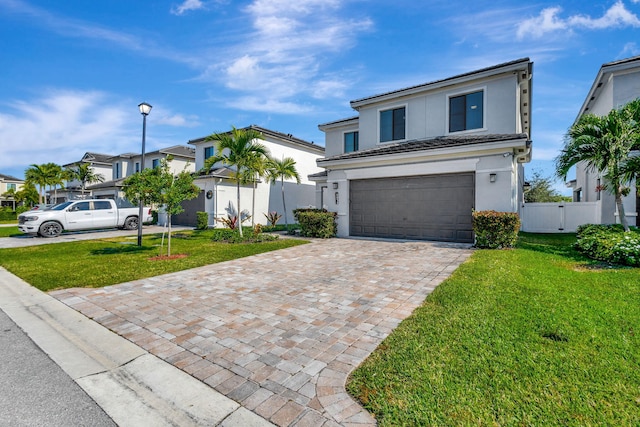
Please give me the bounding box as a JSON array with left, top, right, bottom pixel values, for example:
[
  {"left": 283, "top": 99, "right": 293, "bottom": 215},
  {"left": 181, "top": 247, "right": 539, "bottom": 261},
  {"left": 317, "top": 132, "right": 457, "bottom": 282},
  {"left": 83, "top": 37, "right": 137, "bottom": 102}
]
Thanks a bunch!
[{"left": 18, "top": 199, "right": 153, "bottom": 238}]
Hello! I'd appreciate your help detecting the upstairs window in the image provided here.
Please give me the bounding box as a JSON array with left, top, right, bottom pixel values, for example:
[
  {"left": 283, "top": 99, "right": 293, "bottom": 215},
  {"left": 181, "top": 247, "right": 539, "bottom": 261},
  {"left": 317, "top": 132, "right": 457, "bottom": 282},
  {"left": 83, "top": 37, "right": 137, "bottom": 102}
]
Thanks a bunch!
[
  {"left": 7, "top": 183, "right": 16, "bottom": 191},
  {"left": 344, "top": 131, "right": 359, "bottom": 153},
  {"left": 380, "top": 106, "right": 405, "bottom": 142},
  {"left": 449, "top": 90, "right": 483, "bottom": 133},
  {"left": 114, "top": 162, "right": 121, "bottom": 179},
  {"left": 204, "top": 146, "right": 214, "bottom": 160},
  {"left": 135, "top": 162, "right": 140, "bottom": 173},
  {"left": 152, "top": 159, "right": 160, "bottom": 168}
]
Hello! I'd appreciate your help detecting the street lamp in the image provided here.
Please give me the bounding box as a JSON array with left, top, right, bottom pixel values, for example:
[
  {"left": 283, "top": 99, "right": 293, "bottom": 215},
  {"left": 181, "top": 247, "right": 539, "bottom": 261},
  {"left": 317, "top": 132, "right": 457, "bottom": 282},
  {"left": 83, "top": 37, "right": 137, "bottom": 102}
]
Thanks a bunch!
[{"left": 137, "top": 102, "right": 152, "bottom": 246}]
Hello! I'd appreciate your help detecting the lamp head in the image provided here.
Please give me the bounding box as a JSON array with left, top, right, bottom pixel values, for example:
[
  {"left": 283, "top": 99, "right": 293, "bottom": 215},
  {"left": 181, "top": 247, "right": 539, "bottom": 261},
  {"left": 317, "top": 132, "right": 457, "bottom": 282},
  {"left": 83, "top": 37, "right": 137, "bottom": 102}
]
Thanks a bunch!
[{"left": 138, "top": 102, "right": 152, "bottom": 115}]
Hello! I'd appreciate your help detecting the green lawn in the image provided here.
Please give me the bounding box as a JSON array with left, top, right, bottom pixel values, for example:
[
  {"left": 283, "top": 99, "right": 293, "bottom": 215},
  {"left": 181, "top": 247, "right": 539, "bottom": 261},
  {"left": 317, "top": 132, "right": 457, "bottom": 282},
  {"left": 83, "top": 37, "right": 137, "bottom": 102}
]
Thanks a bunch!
[
  {"left": 0, "top": 229, "right": 307, "bottom": 291},
  {"left": 0, "top": 226, "right": 20, "bottom": 238},
  {"left": 347, "top": 233, "right": 640, "bottom": 426}
]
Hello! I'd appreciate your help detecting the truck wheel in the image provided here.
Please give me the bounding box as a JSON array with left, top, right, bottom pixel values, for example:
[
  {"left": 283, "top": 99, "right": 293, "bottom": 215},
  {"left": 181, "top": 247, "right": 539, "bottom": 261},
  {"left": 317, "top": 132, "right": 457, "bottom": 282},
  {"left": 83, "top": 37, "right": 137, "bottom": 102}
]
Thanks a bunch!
[
  {"left": 39, "top": 221, "right": 62, "bottom": 238},
  {"left": 124, "top": 216, "right": 138, "bottom": 230}
]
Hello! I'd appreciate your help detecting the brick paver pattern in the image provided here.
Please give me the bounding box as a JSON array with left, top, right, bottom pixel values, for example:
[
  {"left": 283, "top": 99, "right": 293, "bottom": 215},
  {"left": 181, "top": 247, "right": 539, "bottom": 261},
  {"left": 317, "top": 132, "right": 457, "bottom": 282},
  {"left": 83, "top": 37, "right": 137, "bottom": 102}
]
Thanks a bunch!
[{"left": 52, "top": 238, "right": 473, "bottom": 426}]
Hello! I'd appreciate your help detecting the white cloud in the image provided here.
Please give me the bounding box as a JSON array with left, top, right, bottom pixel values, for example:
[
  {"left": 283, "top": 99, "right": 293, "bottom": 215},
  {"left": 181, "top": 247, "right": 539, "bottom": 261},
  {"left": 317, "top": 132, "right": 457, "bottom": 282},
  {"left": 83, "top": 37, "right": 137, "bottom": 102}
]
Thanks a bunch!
[
  {"left": 0, "top": 90, "right": 134, "bottom": 171},
  {"left": 214, "top": 0, "right": 373, "bottom": 113},
  {"left": 517, "top": 1, "right": 640, "bottom": 39},
  {"left": 620, "top": 41, "right": 640, "bottom": 56},
  {"left": 171, "top": 0, "right": 205, "bottom": 16},
  {"left": 155, "top": 113, "right": 200, "bottom": 127}
]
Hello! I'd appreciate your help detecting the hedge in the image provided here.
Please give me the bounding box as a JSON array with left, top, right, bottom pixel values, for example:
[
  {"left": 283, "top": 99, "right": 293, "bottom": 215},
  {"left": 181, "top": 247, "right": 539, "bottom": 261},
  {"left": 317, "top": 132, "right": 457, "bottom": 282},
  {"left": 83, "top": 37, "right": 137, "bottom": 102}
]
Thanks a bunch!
[
  {"left": 574, "top": 224, "right": 640, "bottom": 267},
  {"left": 293, "top": 208, "right": 337, "bottom": 238},
  {"left": 472, "top": 210, "right": 520, "bottom": 249}
]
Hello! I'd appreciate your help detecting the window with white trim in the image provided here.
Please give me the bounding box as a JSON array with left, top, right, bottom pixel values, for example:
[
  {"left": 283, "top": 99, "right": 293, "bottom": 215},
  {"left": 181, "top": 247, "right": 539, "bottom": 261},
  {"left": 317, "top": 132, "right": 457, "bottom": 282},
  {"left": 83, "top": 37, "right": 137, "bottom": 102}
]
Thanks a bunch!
[
  {"left": 380, "top": 107, "right": 405, "bottom": 142},
  {"left": 344, "top": 131, "right": 359, "bottom": 153},
  {"left": 449, "top": 90, "right": 483, "bottom": 132},
  {"left": 204, "top": 146, "right": 214, "bottom": 160}
]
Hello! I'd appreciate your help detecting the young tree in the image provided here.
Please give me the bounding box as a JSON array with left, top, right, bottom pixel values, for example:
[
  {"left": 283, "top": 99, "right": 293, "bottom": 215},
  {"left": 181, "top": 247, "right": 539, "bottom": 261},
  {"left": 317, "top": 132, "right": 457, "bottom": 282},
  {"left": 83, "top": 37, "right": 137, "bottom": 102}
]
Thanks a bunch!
[
  {"left": 15, "top": 182, "right": 39, "bottom": 207},
  {"left": 123, "top": 157, "right": 199, "bottom": 256},
  {"left": 524, "top": 170, "right": 571, "bottom": 203},
  {"left": 266, "top": 157, "right": 301, "bottom": 231},
  {"left": 66, "top": 163, "right": 105, "bottom": 196},
  {"left": 556, "top": 98, "right": 640, "bottom": 231},
  {"left": 203, "top": 126, "right": 269, "bottom": 237}
]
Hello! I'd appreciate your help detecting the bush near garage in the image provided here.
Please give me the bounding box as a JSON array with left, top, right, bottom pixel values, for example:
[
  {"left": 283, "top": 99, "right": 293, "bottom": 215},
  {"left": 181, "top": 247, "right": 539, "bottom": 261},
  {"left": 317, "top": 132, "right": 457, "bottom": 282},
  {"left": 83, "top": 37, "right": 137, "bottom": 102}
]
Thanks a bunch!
[
  {"left": 293, "top": 208, "right": 337, "bottom": 238},
  {"left": 196, "top": 211, "right": 208, "bottom": 230},
  {"left": 575, "top": 224, "right": 640, "bottom": 267},
  {"left": 472, "top": 210, "right": 520, "bottom": 249}
]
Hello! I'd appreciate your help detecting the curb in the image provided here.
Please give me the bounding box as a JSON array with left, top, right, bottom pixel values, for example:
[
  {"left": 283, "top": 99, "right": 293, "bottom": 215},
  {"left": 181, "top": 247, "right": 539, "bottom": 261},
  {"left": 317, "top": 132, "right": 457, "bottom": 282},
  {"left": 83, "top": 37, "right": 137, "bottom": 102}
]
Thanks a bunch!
[{"left": 0, "top": 267, "right": 273, "bottom": 427}]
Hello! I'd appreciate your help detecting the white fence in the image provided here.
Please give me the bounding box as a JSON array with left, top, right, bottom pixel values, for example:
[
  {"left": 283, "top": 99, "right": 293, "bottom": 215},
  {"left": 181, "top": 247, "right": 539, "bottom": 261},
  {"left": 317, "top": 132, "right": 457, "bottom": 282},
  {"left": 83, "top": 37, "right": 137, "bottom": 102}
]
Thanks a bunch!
[{"left": 520, "top": 202, "right": 600, "bottom": 233}]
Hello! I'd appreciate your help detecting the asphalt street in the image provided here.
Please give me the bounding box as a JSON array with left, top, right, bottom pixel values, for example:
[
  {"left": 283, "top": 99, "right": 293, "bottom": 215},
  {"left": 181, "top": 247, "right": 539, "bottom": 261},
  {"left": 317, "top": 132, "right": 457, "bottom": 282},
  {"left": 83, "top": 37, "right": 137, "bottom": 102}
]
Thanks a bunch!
[{"left": 0, "top": 308, "right": 116, "bottom": 427}]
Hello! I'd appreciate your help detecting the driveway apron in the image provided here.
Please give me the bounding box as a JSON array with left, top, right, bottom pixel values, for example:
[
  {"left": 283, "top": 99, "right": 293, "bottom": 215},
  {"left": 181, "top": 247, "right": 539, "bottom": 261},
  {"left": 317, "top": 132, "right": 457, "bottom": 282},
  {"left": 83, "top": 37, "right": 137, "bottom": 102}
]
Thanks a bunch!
[{"left": 52, "top": 238, "right": 473, "bottom": 426}]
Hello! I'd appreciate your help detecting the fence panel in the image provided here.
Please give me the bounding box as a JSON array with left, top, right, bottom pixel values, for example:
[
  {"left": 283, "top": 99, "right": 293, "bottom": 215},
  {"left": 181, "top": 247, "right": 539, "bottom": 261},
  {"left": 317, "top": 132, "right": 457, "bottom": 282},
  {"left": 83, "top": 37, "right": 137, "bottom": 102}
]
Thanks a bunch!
[{"left": 521, "top": 202, "right": 599, "bottom": 233}]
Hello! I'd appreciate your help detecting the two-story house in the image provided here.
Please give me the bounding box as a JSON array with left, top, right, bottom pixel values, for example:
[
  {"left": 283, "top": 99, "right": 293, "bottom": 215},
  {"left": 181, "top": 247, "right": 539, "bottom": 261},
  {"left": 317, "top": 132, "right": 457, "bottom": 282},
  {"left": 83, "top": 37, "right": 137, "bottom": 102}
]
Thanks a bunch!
[
  {"left": 311, "top": 58, "right": 533, "bottom": 243},
  {"left": 186, "top": 125, "right": 324, "bottom": 227},
  {"left": 567, "top": 55, "right": 640, "bottom": 226},
  {"left": 57, "top": 152, "right": 114, "bottom": 201},
  {"left": 88, "top": 145, "right": 196, "bottom": 199},
  {"left": 0, "top": 173, "right": 24, "bottom": 209}
]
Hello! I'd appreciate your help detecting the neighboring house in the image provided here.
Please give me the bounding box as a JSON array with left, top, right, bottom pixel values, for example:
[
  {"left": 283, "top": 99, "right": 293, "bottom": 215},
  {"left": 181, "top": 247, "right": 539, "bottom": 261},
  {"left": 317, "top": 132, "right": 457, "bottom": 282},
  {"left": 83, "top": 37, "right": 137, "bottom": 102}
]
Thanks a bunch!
[
  {"left": 311, "top": 58, "right": 533, "bottom": 243},
  {"left": 186, "top": 125, "right": 325, "bottom": 227},
  {"left": 88, "top": 145, "right": 196, "bottom": 200},
  {"left": 56, "top": 152, "right": 114, "bottom": 201},
  {"left": 566, "top": 55, "right": 640, "bottom": 226},
  {"left": 0, "top": 173, "right": 24, "bottom": 208}
]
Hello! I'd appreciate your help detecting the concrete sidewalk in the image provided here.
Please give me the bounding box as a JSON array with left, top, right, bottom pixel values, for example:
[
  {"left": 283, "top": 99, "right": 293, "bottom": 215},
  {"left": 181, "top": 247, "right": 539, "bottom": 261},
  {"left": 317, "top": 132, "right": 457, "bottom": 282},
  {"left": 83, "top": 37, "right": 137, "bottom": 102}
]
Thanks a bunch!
[{"left": 0, "top": 267, "right": 274, "bottom": 427}]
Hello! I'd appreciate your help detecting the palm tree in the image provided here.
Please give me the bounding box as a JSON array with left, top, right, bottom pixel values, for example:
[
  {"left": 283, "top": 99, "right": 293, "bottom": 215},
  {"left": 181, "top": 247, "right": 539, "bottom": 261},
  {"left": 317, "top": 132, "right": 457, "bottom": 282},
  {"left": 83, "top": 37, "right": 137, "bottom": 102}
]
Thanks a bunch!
[
  {"left": 556, "top": 98, "right": 640, "bottom": 232},
  {"left": 242, "top": 152, "right": 270, "bottom": 227},
  {"left": 203, "top": 126, "right": 270, "bottom": 237},
  {"left": 24, "top": 164, "right": 49, "bottom": 204},
  {"left": 66, "top": 163, "right": 105, "bottom": 196},
  {"left": 266, "top": 157, "right": 301, "bottom": 231},
  {"left": 42, "top": 163, "right": 64, "bottom": 204}
]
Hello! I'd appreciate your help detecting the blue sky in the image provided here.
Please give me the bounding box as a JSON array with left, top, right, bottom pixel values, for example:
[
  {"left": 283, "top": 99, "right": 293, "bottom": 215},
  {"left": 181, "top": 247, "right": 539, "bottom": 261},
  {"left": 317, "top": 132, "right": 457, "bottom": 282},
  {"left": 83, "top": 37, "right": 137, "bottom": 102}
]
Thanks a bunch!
[{"left": 2, "top": 0, "right": 640, "bottom": 194}]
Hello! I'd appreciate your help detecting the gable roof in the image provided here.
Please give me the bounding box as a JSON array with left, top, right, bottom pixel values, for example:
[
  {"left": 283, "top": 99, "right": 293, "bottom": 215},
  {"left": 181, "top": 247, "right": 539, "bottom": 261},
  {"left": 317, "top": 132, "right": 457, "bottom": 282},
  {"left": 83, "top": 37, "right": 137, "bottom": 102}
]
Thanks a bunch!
[
  {"left": 0, "top": 173, "right": 23, "bottom": 182},
  {"left": 189, "top": 125, "right": 324, "bottom": 154},
  {"left": 318, "top": 134, "right": 530, "bottom": 164},
  {"left": 350, "top": 58, "right": 532, "bottom": 109},
  {"left": 577, "top": 55, "right": 640, "bottom": 118},
  {"left": 63, "top": 152, "right": 114, "bottom": 167},
  {"left": 109, "top": 145, "right": 195, "bottom": 161}
]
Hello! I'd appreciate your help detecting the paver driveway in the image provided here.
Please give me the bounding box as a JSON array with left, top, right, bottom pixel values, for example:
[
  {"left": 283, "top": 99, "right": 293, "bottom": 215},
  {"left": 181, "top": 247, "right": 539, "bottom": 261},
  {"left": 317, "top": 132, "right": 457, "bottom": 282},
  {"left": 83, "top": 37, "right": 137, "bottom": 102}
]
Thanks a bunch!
[{"left": 52, "top": 238, "right": 473, "bottom": 426}]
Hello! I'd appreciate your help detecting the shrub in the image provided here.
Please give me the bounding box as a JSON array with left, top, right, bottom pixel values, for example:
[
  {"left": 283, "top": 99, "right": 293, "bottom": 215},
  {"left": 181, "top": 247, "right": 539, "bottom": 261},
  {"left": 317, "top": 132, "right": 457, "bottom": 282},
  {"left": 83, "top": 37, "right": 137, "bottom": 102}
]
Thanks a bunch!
[
  {"left": 264, "top": 211, "right": 282, "bottom": 226},
  {"left": 472, "top": 210, "right": 520, "bottom": 249},
  {"left": 293, "top": 208, "right": 337, "bottom": 238},
  {"left": 196, "top": 211, "right": 208, "bottom": 230},
  {"left": 574, "top": 224, "right": 640, "bottom": 266},
  {"left": 208, "top": 227, "right": 278, "bottom": 243},
  {"left": 0, "top": 210, "right": 16, "bottom": 221}
]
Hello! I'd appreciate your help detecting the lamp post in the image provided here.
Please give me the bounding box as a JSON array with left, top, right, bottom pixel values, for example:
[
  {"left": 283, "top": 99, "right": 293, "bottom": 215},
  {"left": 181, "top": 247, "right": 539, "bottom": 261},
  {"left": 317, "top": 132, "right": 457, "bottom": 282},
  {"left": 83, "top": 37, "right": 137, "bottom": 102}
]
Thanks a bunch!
[{"left": 137, "top": 102, "right": 152, "bottom": 246}]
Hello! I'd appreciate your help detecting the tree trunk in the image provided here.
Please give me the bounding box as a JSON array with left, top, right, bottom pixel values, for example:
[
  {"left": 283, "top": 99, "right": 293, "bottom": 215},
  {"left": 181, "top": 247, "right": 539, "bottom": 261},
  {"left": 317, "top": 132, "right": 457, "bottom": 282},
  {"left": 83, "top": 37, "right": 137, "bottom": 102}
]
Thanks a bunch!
[
  {"left": 237, "top": 181, "right": 243, "bottom": 237},
  {"left": 616, "top": 189, "right": 630, "bottom": 232},
  {"left": 281, "top": 177, "right": 288, "bottom": 231},
  {"left": 251, "top": 177, "right": 256, "bottom": 228},
  {"left": 168, "top": 216, "right": 172, "bottom": 256}
]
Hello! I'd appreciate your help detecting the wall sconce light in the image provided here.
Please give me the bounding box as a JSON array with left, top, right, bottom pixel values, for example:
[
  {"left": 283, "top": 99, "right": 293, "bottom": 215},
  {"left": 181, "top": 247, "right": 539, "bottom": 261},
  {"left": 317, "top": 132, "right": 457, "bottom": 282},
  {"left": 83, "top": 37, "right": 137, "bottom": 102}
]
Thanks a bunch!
[
  {"left": 489, "top": 173, "right": 497, "bottom": 183},
  {"left": 332, "top": 182, "right": 339, "bottom": 189},
  {"left": 335, "top": 192, "right": 339, "bottom": 205}
]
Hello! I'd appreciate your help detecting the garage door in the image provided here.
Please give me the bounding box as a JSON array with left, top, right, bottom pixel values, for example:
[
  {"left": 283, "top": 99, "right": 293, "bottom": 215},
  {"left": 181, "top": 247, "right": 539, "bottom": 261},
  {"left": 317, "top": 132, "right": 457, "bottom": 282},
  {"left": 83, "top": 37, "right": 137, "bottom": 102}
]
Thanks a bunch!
[
  {"left": 350, "top": 173, "right": 474, "bottom": 242},
  {"left": 172, "top": 190, "right": 205, "bottom": 226}
]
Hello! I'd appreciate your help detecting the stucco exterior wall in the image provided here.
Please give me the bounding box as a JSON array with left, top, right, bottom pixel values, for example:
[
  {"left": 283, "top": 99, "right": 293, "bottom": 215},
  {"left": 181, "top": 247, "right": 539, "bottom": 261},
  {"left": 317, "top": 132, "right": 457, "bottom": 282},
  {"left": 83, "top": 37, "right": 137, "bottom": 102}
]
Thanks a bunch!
[{"left": 352, "top": 74, "right": 519, "bottom": 152}]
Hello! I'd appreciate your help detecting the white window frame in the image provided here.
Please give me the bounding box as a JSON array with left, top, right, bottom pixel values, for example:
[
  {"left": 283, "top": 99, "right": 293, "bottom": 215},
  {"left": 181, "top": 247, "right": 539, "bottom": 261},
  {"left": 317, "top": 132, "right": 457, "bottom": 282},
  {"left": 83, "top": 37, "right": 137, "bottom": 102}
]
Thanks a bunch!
[
  {"left": 445, "top": 86, "right": 487, "bottom": 135},
  {"left": 377, "top": 103, "right": 407, "bottom": 145},
  {"left": 342, "top": 130, "right": 359, "bottom": 153}
]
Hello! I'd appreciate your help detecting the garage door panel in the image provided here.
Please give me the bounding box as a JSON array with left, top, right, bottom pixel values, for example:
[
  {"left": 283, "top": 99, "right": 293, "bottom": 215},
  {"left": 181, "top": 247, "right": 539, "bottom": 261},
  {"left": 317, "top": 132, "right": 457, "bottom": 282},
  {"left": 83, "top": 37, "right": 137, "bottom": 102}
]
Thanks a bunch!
[{"left": 350, "top": 173, "right": 474, "bottom": 243}]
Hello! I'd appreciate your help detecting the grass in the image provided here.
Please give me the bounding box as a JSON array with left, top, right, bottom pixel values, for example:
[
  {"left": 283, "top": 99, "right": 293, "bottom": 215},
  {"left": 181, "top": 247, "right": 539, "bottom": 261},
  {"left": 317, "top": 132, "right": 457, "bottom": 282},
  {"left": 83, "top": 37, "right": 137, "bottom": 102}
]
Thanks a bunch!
[
  {"left": 347, "top": 233, "right": 640, "bottom": 426},
  {"left": 0, "top": 226, "right": 20, "bottom": 238},
  {"left": 0, "top": 219, "right": 17, "bottom": 224},
  {"left": 0, "top": 229, "right": 307, "bottom": 291}
]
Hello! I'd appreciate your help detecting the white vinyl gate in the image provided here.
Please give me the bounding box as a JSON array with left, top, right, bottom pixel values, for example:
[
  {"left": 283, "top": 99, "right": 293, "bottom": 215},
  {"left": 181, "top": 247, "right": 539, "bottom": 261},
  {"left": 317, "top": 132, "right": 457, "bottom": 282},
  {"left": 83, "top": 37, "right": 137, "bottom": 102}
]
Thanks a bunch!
[{"left": 520, "top": 202, "right": 600, "bottom": 233}]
